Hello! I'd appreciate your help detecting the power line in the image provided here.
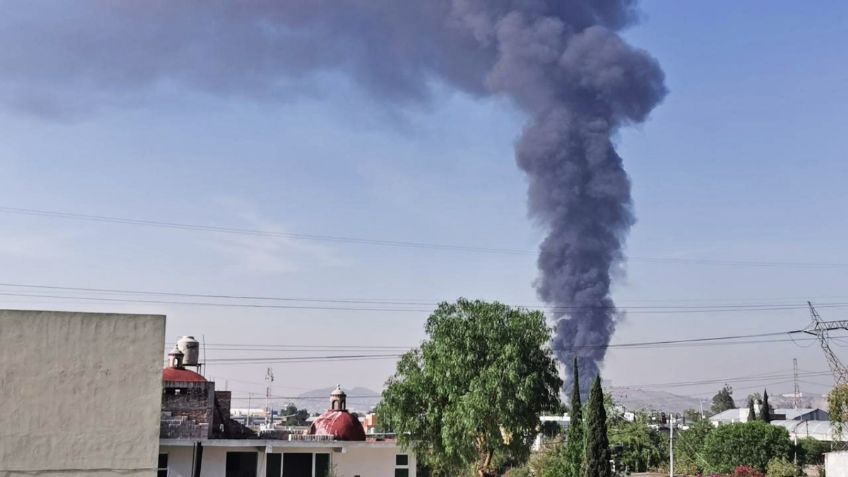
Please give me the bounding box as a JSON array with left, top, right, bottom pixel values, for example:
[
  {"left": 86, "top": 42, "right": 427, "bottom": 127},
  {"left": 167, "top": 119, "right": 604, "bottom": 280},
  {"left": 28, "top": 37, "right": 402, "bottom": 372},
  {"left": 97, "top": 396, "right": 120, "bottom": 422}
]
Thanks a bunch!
[
  {"left": 194, "top": 330, "right": 804, "bottom": 353},
  {"left": 2, "top": 282, "right": 848, "bottom": 314},
  {"left": 204, "top": 354, "right": 404, "bottom": 365},
  {"left": 619, "top": 370, "right": 832, "bottom": 391},
  {"left": 0, "top": 206, "right": 530, "bottom": 255},
  {"left": 4, "top": 206, "right": 848, "bottom": 268}
]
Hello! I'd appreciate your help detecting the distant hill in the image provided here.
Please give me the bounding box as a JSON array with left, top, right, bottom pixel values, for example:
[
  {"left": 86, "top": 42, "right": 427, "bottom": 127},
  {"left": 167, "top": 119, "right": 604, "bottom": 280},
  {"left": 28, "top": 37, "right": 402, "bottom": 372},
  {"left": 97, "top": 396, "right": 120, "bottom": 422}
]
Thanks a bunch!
[
  {"left": 609, "top": 386, "right": 704, "bottom": 413},
  {"left": 277, "top": 386, "right": 381, "bottom": 414},
  {"left": 279, "top": 385, "right": 828, "bottom": 417}
]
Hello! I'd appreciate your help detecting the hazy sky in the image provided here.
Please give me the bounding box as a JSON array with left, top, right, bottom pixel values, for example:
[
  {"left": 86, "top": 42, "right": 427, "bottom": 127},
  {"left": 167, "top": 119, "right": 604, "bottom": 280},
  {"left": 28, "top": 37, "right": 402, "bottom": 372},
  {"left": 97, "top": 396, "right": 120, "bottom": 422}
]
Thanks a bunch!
[{"left": 1, "top": 0, "right": 846, "bottom": 407}]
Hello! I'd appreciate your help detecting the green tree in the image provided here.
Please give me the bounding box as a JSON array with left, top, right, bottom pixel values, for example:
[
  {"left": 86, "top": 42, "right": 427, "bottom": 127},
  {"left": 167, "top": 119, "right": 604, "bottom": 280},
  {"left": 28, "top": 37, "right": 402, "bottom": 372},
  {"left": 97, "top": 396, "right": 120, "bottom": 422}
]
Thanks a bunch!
[
  {"left": 711, "top": 384, "right": 736, "bottom": 414},
  {"left": 281, "top": 403, "right": 310, "bottom": 426},
  {"left": 796, "top": 437, "right": 830, "bottom": 466},
  {"left": 700, "top": 421, "right": 791, "bottom": 473},
  {"left": 683, "top": 408, "right": 703, "bottom": 424},
  {"left": 747, "top": 398, "right": 756, "bottom": 422},
  {"left": 583, "top": 376, "right": 612, "bottom": 477},
  {"left": 760, "top": 389, "right": 770, "bottom": 423},
  {"left": 608, "top": 420, "right": 667, "bottom": 472},
  {"left": 378, "top": 299, "right": 562, "bottom": 477},
  {"left": 562, "top": 358, "right": 584, "bottom": 477},
  {"left": 673, "top": 419, "right": 713, "bottom": 474},
  {"left": 828, "top": 383, "right": 848, "bottom": 438}
]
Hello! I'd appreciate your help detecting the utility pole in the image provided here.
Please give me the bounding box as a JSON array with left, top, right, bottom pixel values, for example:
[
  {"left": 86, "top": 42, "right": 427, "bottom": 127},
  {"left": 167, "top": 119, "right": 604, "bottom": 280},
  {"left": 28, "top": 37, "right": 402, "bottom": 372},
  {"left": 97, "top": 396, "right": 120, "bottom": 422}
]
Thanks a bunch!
[
  {"left": 669, "top": 413, "right": 674, "bottom": 477},
  {"left": 247, "top": 392, "right": 253, "bottom": 428},
  {"left": 792, "top": 358, "right": 801, "bottom": 409}
]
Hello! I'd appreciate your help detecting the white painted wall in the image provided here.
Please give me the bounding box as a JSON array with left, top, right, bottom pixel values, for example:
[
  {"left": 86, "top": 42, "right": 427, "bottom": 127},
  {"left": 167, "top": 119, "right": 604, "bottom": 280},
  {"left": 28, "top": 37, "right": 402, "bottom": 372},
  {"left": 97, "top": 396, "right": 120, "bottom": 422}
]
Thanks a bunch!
[
  {"left": 0, "top": 310, "right": 165, "bottom": 477},
  {"left": 161, "top": 445, "right": 196, "bottom": 477},
  {"left": 826, "top": 451, "right": 848, "bottom": 477},
  {"left": 333, "top": 446, "right": 415, "bottom": 477},
  {"left": 161, "top": 442, "right": 416, "bottom": 477}
]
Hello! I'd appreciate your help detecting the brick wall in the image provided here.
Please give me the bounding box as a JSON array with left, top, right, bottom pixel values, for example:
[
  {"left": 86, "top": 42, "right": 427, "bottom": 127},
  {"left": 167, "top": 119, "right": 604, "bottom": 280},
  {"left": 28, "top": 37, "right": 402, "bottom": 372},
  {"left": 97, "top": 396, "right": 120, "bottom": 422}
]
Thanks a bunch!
[{"left": 160, "top": 381, "right": 215, "bottom": 438}]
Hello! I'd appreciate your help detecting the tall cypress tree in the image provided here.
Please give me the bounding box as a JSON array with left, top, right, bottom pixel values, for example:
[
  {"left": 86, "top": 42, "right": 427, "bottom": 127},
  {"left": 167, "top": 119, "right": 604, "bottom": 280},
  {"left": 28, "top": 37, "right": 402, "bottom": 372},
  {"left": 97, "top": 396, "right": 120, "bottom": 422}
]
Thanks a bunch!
[
  {"left": 582, "top": 376, "right": 611, "bottom": 477},
  {"left": 563, "top": 358, "right": 584, "bottom": 477},
  {"left": 760, "top": 389, "right": 771, "bottom": 423},
  {"left": 747, "top": 398, "right": 755, "bottom": 422}
]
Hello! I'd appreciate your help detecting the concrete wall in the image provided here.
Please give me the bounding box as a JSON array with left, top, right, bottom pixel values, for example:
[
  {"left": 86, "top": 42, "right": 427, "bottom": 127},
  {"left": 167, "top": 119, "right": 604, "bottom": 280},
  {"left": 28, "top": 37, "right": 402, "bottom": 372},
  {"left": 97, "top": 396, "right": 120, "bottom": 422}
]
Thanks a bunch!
[
  {"left": 826, "top": 451, "right": 848, "bottom": 477},
  {"left": 0, "top": 309, "right": 166, "bottom": 477}
]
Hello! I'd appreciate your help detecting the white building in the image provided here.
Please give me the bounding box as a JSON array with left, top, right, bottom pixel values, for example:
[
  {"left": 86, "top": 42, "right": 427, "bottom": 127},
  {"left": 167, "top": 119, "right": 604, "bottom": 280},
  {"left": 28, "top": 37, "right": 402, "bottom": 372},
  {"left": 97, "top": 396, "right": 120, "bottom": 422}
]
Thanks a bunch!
[
  {"left": 0, "top": 309, "right": 166, "bottom": 477},
  {"left": 160, "top": 439, "right": 414, "bottom": 477},
  {"left": 709, "top": 407, "right": 828, "bottom": 426},
  {"left": 160, "top": 384, "right": 416, "bottom": 477},
  {"left": 826, "top": 451, "right": 848, "bottom": 477},
  {"left": 771, "top": 419, "right": 839, "bottom": 442}
]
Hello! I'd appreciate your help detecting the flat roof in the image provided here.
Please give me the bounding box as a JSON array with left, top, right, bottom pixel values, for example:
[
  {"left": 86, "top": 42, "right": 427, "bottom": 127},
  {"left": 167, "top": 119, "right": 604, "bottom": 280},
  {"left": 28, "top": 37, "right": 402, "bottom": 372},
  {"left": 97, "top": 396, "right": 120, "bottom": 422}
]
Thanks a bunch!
[{"left": 160, "top": 438, "right": 401, "bottom": 449}]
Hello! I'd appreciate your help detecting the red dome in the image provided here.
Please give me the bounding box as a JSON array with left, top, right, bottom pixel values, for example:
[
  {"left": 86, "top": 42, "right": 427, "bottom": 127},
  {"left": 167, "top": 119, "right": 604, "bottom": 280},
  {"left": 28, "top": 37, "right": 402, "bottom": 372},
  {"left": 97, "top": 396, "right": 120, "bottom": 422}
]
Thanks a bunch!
[
  {"left": 307, "top": 410, "right": 366, "bottom": 441},
  {"left": 163, "top": 367, "right": 206, "bottom": 383}
]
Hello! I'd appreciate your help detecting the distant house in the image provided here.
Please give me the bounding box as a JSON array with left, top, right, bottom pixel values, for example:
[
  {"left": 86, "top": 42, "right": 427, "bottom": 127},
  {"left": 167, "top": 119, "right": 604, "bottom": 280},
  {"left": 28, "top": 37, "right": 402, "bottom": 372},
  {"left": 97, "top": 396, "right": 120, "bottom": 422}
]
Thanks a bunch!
[
  {"left": 708, "top": 408, "right": 750, "bottom": 426},
  {"left": 709, "top": 406, "right": 829, "bottom": 427},
  {"left": 772, "top": 419, "right": 839, "bottom": 442}
]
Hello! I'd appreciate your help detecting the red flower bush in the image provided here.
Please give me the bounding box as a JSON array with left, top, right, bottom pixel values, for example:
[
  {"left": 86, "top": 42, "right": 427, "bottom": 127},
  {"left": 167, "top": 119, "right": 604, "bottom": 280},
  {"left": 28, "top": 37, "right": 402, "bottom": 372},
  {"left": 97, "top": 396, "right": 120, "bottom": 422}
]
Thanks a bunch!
[{"left": 732, "top": 465, "right": 764, "bottom": 477}]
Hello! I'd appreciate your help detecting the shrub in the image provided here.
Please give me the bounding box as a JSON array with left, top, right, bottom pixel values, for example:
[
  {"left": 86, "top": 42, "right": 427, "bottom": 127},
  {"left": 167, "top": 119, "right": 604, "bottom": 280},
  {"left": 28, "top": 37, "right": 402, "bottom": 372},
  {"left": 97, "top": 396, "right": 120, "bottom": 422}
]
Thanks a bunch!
[
  {"left": 734, "top": 465, "right": 765, "bottom": 477},
  {"left": 701, "top": 421, "right": 792, "bottom": 473},
  {"left": 796, "top": 437, "right": 830, "bottom": 466},
  {"left": 766, "top": 457, "right": 796, "bottom": 477}
]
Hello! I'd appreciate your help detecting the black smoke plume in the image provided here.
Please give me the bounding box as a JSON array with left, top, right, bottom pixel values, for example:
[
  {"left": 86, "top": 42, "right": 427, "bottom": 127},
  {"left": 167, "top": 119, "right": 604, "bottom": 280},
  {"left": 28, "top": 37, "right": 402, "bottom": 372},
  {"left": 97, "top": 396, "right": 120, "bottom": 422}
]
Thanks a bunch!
[{"left": 0, "top": 0, "right": 666, "bottom": 391}]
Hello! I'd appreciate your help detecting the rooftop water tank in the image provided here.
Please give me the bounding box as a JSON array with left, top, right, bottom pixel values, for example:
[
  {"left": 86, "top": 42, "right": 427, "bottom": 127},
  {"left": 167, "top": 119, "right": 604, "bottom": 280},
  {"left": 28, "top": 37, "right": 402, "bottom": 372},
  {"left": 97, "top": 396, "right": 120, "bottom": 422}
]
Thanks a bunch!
[{"left": 177, "top": 335, "right": 200, "bottom": 366}]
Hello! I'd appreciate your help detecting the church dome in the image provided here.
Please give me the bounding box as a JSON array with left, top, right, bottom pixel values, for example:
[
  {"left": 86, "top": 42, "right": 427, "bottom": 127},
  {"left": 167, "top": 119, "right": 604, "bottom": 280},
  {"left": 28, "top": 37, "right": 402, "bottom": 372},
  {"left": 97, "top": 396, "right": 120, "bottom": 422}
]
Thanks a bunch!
[
  {"left": 162, "top": 367, "right": 207, "bottom": 383},
  {"left": 305, "top": 386, "right": 366, "bottom": 441}
]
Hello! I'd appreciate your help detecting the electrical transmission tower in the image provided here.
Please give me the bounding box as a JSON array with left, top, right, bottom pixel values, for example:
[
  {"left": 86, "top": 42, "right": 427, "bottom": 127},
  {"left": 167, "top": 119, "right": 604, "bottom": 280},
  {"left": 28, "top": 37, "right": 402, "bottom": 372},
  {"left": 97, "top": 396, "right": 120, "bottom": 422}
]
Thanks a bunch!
[{"left": 801, "top": 301, "right": 848, "bottom": 385}]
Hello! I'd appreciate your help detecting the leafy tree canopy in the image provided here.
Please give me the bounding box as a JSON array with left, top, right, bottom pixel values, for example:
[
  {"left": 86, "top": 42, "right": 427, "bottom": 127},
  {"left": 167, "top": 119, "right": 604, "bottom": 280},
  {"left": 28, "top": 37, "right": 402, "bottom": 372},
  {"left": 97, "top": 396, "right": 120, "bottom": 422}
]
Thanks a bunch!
[
  {"left": 795, "top": 437, "right": 831, "bottom": 466},
  {"left": 280, "top": 403, "right": 310, "bottom": 426},
  {"left": 673, "top": 419, "right": 713, "bottom": 475},
  {"left": 828, "top": 383, "right": 848, "bottom": 438},
  {"left": 378, "top": 299, "right": 562, "bottom": 477},
  {"left": 701, "top": 421, "right": 791, "bottom": 473},
  {"left": 711, "top": 384, "right": 736, "bottom": 414},
  {"left": 607, "top": 420, "right": 667, "bottom": 473}
]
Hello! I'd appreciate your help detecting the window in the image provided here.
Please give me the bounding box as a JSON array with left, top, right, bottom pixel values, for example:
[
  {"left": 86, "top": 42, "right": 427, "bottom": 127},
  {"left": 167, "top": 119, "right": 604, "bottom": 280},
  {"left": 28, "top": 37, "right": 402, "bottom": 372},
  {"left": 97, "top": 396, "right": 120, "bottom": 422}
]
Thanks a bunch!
[
  {"left": 282, "top": 453, "right": 311, "bottom": 476},
  {"left": 226, "top": 452, "right": 258, "bottom": 477},
  {"left": 315, "top": 453, "right": 330, "bottom": 477},
  {"left": 157, "top": 454, "right": 168, "bottom": 477},
  {"left": 266, "top": 454, "right": 281, "bottom": 477},
  {"left": 395, "top": 453, "right": 409, "bottom": 477}
]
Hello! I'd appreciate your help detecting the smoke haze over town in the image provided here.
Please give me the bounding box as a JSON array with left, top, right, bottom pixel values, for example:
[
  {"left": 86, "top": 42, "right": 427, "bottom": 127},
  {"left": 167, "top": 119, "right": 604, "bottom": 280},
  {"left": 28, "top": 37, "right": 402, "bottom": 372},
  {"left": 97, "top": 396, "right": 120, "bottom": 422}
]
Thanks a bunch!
[{"left": 0, "top": 0, "right": 846, "bottom": 405}]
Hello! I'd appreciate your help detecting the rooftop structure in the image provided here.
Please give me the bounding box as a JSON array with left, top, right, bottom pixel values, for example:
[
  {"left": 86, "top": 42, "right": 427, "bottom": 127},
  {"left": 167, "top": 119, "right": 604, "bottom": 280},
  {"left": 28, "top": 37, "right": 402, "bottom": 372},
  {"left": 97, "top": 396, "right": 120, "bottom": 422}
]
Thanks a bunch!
[{"left": 305, "top": 385, "right": 367, "bottom": 441}]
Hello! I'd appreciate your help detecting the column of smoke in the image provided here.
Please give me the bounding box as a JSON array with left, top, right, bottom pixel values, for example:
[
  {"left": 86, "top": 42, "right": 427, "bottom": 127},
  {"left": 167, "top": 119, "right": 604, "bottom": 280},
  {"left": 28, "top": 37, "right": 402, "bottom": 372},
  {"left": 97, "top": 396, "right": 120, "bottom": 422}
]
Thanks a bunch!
[{"left": 1, "top": 1, "right": 666, "bottom": 392}]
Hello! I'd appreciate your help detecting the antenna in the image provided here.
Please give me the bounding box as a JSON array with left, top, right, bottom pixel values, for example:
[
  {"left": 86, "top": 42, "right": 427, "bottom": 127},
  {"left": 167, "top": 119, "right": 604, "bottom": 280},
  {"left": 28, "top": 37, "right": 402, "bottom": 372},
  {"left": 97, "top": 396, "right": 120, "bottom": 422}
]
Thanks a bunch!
[
  {"left": 793, "top": 358, "right": 801, "bottom": 409},
  {"left": 265, "top": 367, "right": 275, "bottom": 427}
]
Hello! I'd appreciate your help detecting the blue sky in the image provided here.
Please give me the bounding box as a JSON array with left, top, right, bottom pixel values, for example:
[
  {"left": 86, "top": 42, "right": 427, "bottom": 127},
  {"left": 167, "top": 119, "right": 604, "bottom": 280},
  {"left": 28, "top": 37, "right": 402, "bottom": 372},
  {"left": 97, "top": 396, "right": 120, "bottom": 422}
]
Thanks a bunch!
[{"left": 0, "top": 1, "right": 846, "bottom": 403}]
